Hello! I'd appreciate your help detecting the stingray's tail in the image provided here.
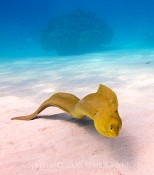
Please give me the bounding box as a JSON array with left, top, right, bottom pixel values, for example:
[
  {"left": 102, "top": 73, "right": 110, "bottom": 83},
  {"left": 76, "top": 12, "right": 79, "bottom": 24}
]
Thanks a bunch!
[{"left": 11, "top": 93, "right": 80, "bottom": 120}]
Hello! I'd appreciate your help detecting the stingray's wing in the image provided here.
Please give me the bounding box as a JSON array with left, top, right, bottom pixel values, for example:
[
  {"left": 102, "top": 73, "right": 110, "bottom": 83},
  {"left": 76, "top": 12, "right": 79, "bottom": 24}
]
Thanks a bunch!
[{"left": 96, "top": 84, "right": 118, "bottom": 110}]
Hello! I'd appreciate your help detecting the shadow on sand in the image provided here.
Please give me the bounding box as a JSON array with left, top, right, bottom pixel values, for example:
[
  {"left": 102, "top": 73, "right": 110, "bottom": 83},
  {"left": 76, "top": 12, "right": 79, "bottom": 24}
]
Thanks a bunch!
[{"left": 36, "top": 113, "right": 136, "bottom": 168}]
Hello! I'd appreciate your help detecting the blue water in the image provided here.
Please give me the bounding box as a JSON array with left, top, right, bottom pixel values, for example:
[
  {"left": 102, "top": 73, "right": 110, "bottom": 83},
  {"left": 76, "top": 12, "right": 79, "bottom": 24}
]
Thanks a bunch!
[
  {"left": 0, "top": 0, "right": 154, "bottom": 58},
  {"left": 0, "top": 0, "right": 154, "bottom": 101}
]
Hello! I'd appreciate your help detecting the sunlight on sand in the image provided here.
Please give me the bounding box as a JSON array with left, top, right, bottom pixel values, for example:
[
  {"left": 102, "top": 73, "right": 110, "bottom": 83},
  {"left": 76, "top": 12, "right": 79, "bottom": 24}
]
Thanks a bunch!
[{"left": 0, "top": 50, "right": 154, "bottom": 175}]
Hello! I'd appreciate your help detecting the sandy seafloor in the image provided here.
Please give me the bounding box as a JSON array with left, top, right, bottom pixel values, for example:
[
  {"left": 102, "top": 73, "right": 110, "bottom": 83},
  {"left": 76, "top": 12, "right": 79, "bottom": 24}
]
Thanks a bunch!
[{"left": 0, "top": 49, "right": 154, "bottom": 175}]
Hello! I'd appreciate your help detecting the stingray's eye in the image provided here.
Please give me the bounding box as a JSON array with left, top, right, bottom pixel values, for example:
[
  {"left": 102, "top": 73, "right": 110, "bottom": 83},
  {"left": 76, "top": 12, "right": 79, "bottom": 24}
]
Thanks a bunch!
[{"left": 110, "top": 125, "right": 113, "bottom": 129}]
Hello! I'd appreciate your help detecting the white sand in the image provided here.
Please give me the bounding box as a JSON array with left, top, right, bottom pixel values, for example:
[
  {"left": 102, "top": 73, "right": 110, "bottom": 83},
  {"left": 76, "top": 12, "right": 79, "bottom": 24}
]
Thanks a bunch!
[{"left": 0, "top": 50, "right": 154, "bottom": 175}]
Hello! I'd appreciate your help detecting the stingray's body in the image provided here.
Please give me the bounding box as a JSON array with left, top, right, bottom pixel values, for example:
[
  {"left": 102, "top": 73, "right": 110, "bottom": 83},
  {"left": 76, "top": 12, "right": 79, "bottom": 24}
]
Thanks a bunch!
[{"left": 12, "top": 84, "right": 122, "bottom": 138}]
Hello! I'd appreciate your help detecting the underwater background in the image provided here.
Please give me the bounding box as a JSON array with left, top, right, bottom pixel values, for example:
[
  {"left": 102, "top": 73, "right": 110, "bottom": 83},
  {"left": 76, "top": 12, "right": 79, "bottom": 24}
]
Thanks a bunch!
[
  {"left": 0, "top": 0, "right": 154, "bottom": 58},
  {"left": 0, "top": 1, "right": 154, "bottom": 175},
  {"left": 0, "top": 0, "right": 154, "bottom": 99}
]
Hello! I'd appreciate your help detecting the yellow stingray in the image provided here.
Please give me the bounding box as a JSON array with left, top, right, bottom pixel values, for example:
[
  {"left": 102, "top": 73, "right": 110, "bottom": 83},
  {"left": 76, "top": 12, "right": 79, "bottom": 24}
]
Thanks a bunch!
[{"left": 12, "top": 84, "right": 122, "bottom": 138}]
